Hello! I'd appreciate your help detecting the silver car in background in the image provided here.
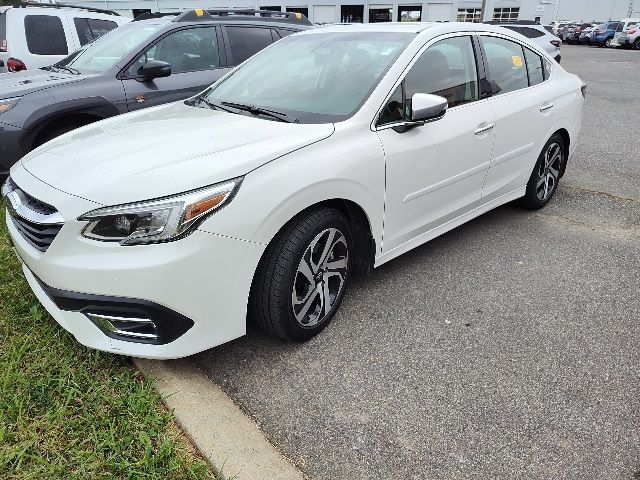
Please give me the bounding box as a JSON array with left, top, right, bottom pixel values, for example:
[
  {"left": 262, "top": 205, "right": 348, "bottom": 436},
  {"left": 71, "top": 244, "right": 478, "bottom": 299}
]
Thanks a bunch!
[{"left": 487, "top": 22, "right": 562, "bottom": 63}]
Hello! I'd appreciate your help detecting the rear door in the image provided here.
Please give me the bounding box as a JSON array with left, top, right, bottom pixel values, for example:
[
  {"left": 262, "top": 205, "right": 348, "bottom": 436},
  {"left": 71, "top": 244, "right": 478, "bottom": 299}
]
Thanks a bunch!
[
  {"left": 479, "top": 34, "right": 558, "bottom": 198},
  {"left": 121, "top": 25, "right": 228, "bottom": 111}
]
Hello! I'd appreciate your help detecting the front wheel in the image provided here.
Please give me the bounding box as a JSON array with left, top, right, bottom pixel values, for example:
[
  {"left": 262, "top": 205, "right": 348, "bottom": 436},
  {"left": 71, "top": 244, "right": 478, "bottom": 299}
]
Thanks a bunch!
[
  {"left": 634, "top": 38, "right": 640, "bottom": 50},
  {"left": 519, "top": 134, "right": 565, "bottom": 210},
  {"left": 605, "top": 39, "right": 612, "bottom": 47},
  {"left": 250, "top": 207, "right": 352, "bottom": 342}
]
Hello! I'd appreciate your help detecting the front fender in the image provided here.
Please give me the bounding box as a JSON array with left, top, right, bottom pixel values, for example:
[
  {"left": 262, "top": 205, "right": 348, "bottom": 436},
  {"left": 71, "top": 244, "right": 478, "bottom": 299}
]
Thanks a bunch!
[{"left": 198, "top": 126, "right": 386, "bottom": 255}]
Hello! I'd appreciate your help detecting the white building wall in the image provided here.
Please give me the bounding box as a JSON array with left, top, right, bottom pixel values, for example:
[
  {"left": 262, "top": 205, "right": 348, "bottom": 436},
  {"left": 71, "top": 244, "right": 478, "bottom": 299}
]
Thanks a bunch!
[{"left": 58, "top": 0, "right": 640, "bottom": 23}]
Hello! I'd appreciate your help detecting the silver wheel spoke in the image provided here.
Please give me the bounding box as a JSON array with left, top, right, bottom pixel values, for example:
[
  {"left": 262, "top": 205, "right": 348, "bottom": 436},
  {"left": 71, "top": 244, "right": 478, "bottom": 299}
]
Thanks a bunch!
[
  {"left": 322, "top": 280, "right": 331, "bottom": 316},
  {"left": 324, "top": 257, "right": 347, "bottom": 272},
  {"left": 317, "top": 229, "right": 337, "bottom": 268},
  {"left": 298, "top": 256, "right": 315, "bottom": 285},
  {"left": 294, "top": 288, "right": 317, "bottom": 322},
  {"left": 548, "top": 165, "right": 560, "bottom": 179}
]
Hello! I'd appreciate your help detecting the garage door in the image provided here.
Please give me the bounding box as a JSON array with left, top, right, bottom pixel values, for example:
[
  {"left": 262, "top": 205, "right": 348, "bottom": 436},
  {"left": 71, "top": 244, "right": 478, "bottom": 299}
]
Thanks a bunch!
[
  {"left": 426, "top": 3, "right": 452, "bottom": 21},
  {"left": 313, "top": 5, "right": 337, "bottom": 24}
]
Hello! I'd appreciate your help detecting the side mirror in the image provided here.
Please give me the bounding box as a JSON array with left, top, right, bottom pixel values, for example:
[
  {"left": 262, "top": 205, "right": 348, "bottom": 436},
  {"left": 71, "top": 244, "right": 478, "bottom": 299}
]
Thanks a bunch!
[
  {"left": 139, "top": 60, "right": 171, "bottom": 81},
  {"left": 411, "top": 93, "right": 448, "bottom": 122}
]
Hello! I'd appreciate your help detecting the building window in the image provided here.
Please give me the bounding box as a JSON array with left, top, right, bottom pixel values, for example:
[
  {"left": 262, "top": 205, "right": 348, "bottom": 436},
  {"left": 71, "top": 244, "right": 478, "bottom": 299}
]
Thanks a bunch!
[
  {"left": 260, "top": 6, "right": 282, "bottom": 11},
  {"left": 369, "top": 7, "right": 392, "bottom": 22},
  {"left": 457, "top": 8, "right": 480, "bottom": 23},
  {"left": 286, "top": 7, "right": 309, "bottom": 18},
  {"left": 398, "top": 6, "right": 421, "bottom": 22},
  {"left": 492, "top": 7, "right": 519, "bottom": 22},
  {"left": 341, "top": 5, "right": 363, "bottom": 23}
]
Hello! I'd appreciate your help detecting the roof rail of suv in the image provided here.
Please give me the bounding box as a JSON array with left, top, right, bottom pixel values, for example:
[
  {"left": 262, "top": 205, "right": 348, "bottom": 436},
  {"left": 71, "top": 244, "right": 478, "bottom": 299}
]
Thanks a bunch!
[
  {"left": 13, "top": 1, "right": 120, "bottom": 16},
  {"left": 158, "top": 8, "right": 313, "bottom": 25}
]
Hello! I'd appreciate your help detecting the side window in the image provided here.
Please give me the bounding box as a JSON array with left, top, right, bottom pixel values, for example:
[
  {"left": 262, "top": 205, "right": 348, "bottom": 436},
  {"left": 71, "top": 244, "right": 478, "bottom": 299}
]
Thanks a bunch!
[
  {"left": 226, "top": 26, "right": 273, "bottom": 64},
  {"left": 523, "top": 47, "right": 545, "bottom": 86},
  {"left": 74, "top": 18, "right": 118, "bottom": 46},
  {"left": 503, "top": 26, "right": 545, "bottom": 39},
  {"left": 379, "top": 36, "right": 479, "bottom": 126},
  {"left": 88, "top": 19, "right": 118, "bottom": 39},
  {"left": 481, "top": 36, "right": 528, "bottom": 95},
  {"left": 126, "top": 27, "right": 220, "bottom": 76},
  {"left": 277, "top": 29, "right": 297, "bottom": 38},
  {"left": 24, "top": 15, "right": 68, "bottom": 55}
]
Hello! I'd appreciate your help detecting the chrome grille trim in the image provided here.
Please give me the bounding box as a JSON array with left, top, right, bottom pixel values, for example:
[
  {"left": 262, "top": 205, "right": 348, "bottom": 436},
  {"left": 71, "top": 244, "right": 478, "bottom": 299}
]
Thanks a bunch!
[{"left": 2, "top": 177, "right": 64, "bottom": 252}]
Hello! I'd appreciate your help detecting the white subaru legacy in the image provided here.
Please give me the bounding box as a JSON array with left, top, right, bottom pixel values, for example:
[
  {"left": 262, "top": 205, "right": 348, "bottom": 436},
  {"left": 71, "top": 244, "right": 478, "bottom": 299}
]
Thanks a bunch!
[{"left": 2, "top": 23, "right": 584, "bottom": 359}]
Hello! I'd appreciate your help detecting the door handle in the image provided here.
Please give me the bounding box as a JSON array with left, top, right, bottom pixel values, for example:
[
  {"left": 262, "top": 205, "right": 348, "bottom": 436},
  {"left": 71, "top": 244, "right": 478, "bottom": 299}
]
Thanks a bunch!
[
  {"left": 474, "top": 123, "right": 495, "bottom": 135},
  {"left": 540, "top": 103, "right": 554, "bottom": 112}
]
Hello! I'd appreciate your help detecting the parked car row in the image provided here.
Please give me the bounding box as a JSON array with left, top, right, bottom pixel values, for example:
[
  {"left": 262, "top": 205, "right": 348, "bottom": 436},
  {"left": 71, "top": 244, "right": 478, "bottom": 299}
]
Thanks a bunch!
[
  {"left": 557, "top": 18, "right": 640, "bottom": 49},
  {"left": 1, "top": 10, "right": 585, "bottom": 359}
]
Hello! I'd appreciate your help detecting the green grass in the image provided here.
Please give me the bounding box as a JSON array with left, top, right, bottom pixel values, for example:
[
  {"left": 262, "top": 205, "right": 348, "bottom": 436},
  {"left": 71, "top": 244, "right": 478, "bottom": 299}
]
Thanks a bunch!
[{"left": 0, "top": 213, "right": 214, "bottom": 479}]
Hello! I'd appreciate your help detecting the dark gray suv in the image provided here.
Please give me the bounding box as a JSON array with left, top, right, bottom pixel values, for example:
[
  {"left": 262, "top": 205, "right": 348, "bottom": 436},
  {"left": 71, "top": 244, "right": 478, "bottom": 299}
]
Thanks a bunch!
[{"left": 0, "top": 9, "right": 313, "bottom": 180}]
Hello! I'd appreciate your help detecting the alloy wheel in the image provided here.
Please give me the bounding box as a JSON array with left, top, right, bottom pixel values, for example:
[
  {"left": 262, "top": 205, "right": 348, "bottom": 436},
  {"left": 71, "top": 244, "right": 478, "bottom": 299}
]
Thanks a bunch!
[
  {"left": 291, "top": 228, "right": 348, "bottom": 328},
  {"left": 536, "top": 142, "right": 562, "bottom": 201}
]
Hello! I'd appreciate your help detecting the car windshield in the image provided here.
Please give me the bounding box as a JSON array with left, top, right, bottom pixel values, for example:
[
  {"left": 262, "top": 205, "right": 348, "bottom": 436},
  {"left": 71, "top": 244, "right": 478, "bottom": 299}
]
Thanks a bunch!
[
  {"left": 201, "top": 32, "right": 413, "bottom": 124},
  {"left": 56, "top": 22, "right": 164, "bottom": 74}
]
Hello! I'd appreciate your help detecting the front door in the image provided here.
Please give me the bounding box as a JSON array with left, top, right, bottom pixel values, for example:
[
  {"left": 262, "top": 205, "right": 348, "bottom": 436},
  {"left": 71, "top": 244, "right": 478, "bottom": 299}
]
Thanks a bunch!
[
  {"left": 377, "top": 34, "right": 495, "bottom": 254},
  {"left": 121, "top": 25, "right": 229, "bottom": 110}
]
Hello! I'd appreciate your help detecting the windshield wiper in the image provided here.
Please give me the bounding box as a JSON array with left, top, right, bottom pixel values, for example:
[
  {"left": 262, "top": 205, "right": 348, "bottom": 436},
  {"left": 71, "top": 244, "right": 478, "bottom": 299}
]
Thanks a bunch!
[
  {"left": 220, "top": 101, "right": 300, "bottom": 124},
  {"left": 54, "top": 65, "right": 80, "bottom": 75},
  {"left": 194, "top": 97, "right": 237, "bottom": 113}
]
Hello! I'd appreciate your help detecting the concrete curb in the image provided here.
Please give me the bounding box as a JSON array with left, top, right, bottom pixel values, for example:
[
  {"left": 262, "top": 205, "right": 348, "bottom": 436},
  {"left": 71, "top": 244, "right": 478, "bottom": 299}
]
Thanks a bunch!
[{"left": 134, "top": 358, "right": 306, "bottom": 480}]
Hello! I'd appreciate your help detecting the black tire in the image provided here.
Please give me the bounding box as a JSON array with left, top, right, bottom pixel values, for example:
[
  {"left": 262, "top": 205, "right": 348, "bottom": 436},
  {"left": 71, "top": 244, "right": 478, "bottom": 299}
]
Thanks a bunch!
[
  {"left": 634, "top": 38, "right": 640, "bottom": 50},
  {"left": 36, "top": 122, "right": 85, "bottom": 147},
  {"left": 519, "top": 134, "right": 565, "bottom": 210},
  {"left": 249, "top": 207, "right": 353, "bottom": 342}
]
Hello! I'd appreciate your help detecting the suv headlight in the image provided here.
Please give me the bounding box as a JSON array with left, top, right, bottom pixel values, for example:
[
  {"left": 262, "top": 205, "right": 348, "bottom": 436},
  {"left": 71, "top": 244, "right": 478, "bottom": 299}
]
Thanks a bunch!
[
  {"left": 78, "top": 178, "right": 242, "bottom": 245},
  {"left": 0, "top": 97, "right": 20, "bottom": 114}
]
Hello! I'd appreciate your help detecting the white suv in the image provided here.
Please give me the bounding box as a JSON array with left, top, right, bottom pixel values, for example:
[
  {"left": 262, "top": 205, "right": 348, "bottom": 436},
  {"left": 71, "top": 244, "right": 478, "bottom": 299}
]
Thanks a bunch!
[
  {"left": 3, "top": 23, "right": 585, "bottom": 359},
  {"left": 0, "top": 3, "right": 129, "bottom": 73}
]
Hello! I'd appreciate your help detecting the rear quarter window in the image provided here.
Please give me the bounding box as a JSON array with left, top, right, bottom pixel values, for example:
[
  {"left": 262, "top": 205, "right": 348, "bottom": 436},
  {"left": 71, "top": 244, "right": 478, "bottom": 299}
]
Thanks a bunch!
[
  {"left": 25, "top": 15, "right": 68, "bottom": 55},
  {"left": 74, "top": 18, "right": 118, "bottom": 46},
  {"left": 503, "top": 26, "right": 545, "bottom": 39}
]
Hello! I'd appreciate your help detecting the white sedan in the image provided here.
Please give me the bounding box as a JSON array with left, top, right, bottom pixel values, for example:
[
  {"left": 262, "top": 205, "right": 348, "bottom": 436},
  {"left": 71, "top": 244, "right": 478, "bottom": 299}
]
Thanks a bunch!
[{"left": 2, "top": 23, "right": 584, "bottom": 359}]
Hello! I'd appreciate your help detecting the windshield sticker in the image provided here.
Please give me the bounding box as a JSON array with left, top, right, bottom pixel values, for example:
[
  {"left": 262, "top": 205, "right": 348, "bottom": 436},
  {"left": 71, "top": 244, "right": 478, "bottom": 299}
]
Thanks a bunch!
[{"left": 512, "top": 55, "right": 524, "bottom": 67}]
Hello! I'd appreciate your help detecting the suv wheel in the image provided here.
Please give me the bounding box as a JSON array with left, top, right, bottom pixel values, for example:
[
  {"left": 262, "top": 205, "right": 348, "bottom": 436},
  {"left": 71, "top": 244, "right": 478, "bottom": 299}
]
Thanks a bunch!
[{"left": 250, "top": 207, "right": 352, "bottom": 341}]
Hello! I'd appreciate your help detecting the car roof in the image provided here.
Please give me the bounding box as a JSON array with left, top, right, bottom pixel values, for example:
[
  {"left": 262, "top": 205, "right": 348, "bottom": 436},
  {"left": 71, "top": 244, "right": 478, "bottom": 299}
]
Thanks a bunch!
[{"left": 301, "top": 22, "right": 541, "bottom": 36}]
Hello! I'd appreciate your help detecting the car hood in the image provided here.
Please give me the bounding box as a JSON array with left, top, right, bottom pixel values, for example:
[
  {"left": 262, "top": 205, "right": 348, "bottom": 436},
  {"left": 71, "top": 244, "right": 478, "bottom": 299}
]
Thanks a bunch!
[
  {"left": 0, "top": 69, "right": 88, "bottom": 98},
  {"left": 20, "top": 102, "right": 335, "bottom": 206}
]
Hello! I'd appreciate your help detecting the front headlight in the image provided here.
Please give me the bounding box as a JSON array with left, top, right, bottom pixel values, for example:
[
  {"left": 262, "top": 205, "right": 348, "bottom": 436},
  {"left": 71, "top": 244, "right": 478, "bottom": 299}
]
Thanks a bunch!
[
  {"left": 0, "top": 97, "right": 20, "bottom": 114},
  {"left": 78, "top": 178, "right": 242, "bottom": 245}
]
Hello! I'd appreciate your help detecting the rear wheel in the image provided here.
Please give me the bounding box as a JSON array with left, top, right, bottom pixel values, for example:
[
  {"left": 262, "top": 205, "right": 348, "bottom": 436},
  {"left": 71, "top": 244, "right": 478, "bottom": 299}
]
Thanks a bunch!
[
  {"left": 605, "top": 38, "right": 612, "bottom": 47},
  {"left": 250, "top": 207, "right": 352, "bottom": 342},
  {"left": 519, "top": 134, "right": 565, "bottom": 210},
  {"left": 634, "top": 38, "right": 640, "bottom": 50}
]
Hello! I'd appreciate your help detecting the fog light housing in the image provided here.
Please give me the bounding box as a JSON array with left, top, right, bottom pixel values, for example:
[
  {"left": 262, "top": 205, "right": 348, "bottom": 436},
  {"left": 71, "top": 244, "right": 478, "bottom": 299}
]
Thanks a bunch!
[{"left": 86, "top": 312, "right": 160, "bottom": 343}]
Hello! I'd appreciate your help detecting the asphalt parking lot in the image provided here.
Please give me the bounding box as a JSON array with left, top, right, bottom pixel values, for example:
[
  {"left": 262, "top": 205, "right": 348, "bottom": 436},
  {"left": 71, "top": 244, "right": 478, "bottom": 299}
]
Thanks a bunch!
[{"left": 195, "top": 45, "right": 640, "bottom": 480}]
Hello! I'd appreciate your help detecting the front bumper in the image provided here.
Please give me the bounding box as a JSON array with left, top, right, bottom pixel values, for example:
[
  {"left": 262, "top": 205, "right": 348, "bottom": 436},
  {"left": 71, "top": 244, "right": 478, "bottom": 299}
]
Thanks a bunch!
[{"left": 5, "top": 172, "right": 265, "bottom": 359}]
